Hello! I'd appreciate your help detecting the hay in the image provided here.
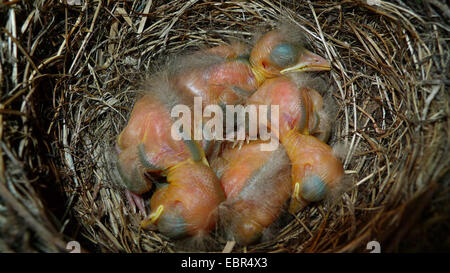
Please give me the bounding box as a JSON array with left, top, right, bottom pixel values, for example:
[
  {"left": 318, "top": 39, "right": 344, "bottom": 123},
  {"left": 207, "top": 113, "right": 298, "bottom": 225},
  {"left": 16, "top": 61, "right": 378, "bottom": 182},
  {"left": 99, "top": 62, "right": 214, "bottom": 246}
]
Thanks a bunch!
[{"left": 0, "top": 0, "right": 448, "bottom": 253}]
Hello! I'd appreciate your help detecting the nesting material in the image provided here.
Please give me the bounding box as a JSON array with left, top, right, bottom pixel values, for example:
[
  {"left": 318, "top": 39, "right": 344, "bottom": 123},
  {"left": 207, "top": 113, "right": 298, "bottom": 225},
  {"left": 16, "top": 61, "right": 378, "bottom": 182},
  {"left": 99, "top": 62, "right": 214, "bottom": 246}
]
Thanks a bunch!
[{"left": 0, "top": 1, "right": 448, "bottom": 252}]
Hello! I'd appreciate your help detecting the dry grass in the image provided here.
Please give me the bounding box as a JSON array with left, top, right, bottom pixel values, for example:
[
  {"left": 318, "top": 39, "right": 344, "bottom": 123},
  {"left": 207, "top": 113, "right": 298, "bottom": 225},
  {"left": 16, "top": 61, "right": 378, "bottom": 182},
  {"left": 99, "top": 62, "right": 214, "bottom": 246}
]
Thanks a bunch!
[{"left": 0, "top": 0, "right": 448, "bottom": 252}]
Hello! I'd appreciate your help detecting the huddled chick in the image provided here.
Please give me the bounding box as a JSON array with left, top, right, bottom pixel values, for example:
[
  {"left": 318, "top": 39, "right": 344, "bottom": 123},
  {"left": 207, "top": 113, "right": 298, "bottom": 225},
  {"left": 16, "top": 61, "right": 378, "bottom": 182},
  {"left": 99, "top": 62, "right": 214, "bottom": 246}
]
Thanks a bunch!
[
  {"left": 116, "top": 75, "right": 225, "bottom": 239},
  {"left": 211, "top": 141, "right": 291, "bottom": 245},
  {"left": 114, "top": 23, "right": 346, "bottom": 247}
]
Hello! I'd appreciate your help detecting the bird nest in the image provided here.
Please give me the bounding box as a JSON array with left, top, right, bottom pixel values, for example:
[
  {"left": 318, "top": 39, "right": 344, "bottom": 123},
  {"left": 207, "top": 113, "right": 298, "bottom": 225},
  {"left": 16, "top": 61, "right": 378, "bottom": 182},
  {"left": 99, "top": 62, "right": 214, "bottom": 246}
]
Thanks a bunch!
[{"left": 0, "top": 0, "right": 449, "bottom": 253}]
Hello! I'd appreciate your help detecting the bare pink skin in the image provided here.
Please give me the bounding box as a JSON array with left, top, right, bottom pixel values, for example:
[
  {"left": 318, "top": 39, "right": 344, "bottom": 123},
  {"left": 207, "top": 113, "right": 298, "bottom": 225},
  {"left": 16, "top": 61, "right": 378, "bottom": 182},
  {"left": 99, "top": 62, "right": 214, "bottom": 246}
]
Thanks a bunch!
[
  {"left": 247, "top": 76, "right": 314, "bottom": 138},
  {"left": 116, "top": 95, "right": 200, "bottom": 215},
  {"left": 125, "top": 190, "right": 147, "bottom": 217},
  {"left": 118, "top": 94, "right": 226, "bottom": 237},
  {"left": 281, "top": 131, "right": 344, "bottom": 213},
  {"left": 215, "top": 143, "right": 274, "bottom": 200},
  {"left": 117, "top": 95, "right": 193, "bottom": 170},
  {"left": 250, "top": 30, "right": 331, "bottom": 78},
  {"left": 247, "top": 76, "right": 342, "bottom": 214},
  {"left": 211, "top": 142, "right": 291, "bottom": 245},
  {"left": 173, "top": 60, "right": 259, "bottom": 107},
  {"left": 247, "top": 76, "right": 330, "bottom": 141},
  {"left": 204, "top": 42, "right": 250, "bottom": 59},
  {"left": 148, "top": 160, "right": 225, "bottom": 238}
]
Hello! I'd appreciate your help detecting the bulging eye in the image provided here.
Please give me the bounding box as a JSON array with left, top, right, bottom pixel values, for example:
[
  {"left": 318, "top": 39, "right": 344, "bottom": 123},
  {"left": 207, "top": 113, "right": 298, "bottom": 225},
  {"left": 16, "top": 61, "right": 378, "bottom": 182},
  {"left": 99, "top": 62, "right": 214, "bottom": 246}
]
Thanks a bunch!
[
  {"left": 301, "top": 175, "right": 327, "bottom": 202},
  {"left": 269, "top": 43, "right": 298, "bottom": 68},
  {"left": 157, "top": 211, "right": 187, "bottom": 239}
]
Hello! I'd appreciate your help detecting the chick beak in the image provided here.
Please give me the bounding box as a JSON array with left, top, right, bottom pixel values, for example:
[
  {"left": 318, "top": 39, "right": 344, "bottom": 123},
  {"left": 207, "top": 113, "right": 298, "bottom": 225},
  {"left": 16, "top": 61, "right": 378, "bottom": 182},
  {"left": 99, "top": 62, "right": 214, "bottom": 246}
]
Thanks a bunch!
[
  {"left": 141, "top": 205, "right": 164, "bottom": 229},
  {"left": 280, "top": 50, "right": 331, "bottom": 74},
  {"left": 288, "top": 182, "right": 309, "bottom": 214}
]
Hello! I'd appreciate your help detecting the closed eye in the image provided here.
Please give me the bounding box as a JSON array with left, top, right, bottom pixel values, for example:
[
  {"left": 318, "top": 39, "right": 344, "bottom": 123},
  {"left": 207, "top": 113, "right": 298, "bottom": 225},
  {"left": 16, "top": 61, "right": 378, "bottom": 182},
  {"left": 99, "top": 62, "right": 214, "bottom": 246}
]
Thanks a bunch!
[{"left": 269, "top": 43, "right": 298, "bottom": 68}]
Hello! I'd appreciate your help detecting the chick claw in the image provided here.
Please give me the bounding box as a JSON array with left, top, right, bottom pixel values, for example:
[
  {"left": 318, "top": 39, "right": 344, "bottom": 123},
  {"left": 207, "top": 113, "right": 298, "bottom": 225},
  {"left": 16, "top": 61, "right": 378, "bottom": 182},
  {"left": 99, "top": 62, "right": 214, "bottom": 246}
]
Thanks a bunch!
[{"left": 125, "top": 189, "right": 147, "bottom": 217}]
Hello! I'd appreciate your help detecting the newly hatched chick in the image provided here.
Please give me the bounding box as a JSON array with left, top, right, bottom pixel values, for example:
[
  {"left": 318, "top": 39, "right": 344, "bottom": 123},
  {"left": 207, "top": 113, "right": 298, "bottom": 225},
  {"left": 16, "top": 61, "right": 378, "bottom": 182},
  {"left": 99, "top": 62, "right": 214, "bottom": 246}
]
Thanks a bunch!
[
  {"left": 250, "top": 24, "right": 331, "bottom": 78},
  {"left": 245, "top": 75, "right": 344, "bottom": 214},
  {"left": 116, "top": 75, "right": 225, "bottom": 239},
  {"left": 246, "top": 75, "right": 330, "bottom": 140},
  {"left": 142, "top": 159, "right": 225, "bottom": 239},
  {"left": 288, "top": 73, "right": 338, "bottom": 143},
  {"left": 171, "top": 49, "right": 259, "bottom": 107},
  {"left": 281, "top": 131, "right": 344, "bottom": 214},
  {"left": 117, "top": 94, "right": 200, "bottom": 173},
  {"left": 168, "top": 43, "right": 257, "bottom": 157},
  {"left": 169, "top": 26, "right": 331, "bottom": 157},
  {"left": 306, "top": 87, "right": 333, "bottom": 143},
  {"left": 211, "top": 142, "right": 291, "bottom": 245},
  {"left": 203, "top": 41, "right": 251, "bottom": 60},
  {"left": 172, "top": 24, "right": 331, "bottom": 108}
]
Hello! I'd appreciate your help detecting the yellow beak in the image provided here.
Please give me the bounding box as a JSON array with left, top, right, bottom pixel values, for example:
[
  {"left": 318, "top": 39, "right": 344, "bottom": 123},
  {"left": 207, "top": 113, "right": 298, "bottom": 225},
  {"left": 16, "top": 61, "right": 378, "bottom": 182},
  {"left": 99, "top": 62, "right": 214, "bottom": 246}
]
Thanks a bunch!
[
  {"left": 280, "top": 50, "right": 331, "bottom": 74},
  {"left": 288, "top": 182, "right": 308, "bottom": 214}
]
